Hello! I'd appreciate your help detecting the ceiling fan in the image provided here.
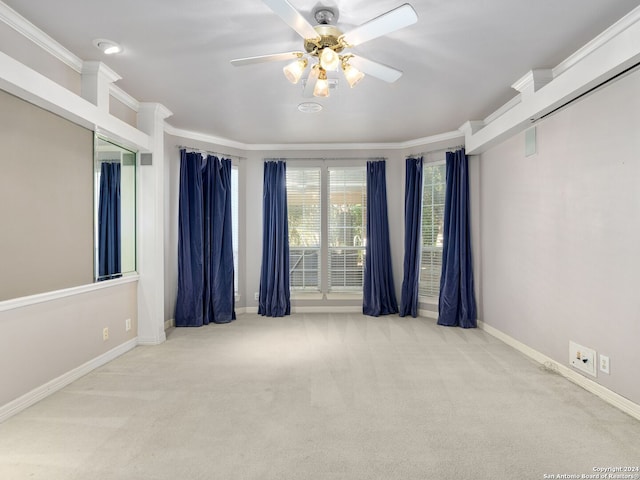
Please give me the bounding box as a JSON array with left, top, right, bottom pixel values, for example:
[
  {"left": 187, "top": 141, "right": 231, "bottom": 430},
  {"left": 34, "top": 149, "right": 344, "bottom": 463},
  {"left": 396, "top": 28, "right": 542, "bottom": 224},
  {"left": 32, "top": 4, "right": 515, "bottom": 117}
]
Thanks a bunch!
[{"left": 230, "top": 0, "right": 418, "bottom": 98}]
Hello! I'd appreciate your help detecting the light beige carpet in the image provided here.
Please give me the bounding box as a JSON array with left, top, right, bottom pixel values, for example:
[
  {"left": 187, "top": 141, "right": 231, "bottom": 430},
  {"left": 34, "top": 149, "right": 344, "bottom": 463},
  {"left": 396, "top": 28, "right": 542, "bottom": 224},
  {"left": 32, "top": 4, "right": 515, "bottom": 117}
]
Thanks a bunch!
[{"left": 1, "top": 313, "right": 639, "bottom": 479}]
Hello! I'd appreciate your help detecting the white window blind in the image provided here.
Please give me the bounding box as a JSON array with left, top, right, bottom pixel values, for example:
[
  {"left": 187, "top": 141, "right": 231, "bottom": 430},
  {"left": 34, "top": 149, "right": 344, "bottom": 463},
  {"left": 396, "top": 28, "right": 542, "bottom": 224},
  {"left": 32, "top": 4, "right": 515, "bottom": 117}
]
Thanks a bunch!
[
  {"left": 420, "top": 162, "right": 446, "bottom": 298},
  {"left": 328, "top": 167, "right": 367, "bottom": 291},
  {"left": 231, "top": 165, "right": 239, "bottom": 295},
  {"left": 286, "top": 167, "right": 321, "bottom": 291}
]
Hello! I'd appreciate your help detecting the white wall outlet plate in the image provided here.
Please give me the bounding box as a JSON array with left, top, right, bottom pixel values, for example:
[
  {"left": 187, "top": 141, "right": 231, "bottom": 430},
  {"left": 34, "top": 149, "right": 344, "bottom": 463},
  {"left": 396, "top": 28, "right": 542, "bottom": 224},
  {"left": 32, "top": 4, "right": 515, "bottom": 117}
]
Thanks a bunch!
[
  {"left": 569, "top": 341, "right": 596, "bottom": 377},
  {"left": 125, "top": 318, "right": 131, "bottom": 331},
  {"left": 102, "top": 327, "right": 109, "bottom": 341},
  {"left": 599, "top": 354, "right": 610, "bottom": 374}
]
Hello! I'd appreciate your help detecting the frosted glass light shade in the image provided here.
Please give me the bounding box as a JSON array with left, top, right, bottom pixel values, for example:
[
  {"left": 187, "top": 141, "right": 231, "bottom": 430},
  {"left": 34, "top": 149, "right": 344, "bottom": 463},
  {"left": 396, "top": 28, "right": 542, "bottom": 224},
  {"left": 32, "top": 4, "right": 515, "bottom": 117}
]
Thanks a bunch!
[
  {"left": 313, "top": 69, "right": 329, "bottom": 97},
  {"left": 343, "top": 63, "right": 365, "bottom": 88},
  {"left": 283, "top": 58, "right": 308, "bottom": 84},
  {"left": 319, "top": 48, "right": 340, "bottom": 71}
]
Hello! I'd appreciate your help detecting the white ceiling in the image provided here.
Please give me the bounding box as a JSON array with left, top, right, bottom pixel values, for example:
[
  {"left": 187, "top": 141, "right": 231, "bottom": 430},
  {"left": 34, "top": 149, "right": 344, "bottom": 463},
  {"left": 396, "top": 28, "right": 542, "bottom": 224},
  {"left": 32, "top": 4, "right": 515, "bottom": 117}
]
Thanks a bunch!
[{"left": 5, "top": 0, "right": 640, "bottom": 145}]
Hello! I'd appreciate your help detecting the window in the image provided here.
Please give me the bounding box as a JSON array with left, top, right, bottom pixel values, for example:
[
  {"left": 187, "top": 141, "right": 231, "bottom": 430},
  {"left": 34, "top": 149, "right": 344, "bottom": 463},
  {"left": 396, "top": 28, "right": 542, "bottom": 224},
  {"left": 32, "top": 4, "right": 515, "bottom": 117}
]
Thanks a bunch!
[
  {"left": 420, "top": 161, "right": 446, "bottom": 298},
  {"left": 231, "top": 165, "right": 239, "bottom": 295},
  {"left": 286, "top": 164, "right": 367, "bottom": 294},
  {"left": 287, "top": 168, "right": 321, "bottom": 291},
  {"left": 328, "top": 167, "right": 367, "bottom": 291}
]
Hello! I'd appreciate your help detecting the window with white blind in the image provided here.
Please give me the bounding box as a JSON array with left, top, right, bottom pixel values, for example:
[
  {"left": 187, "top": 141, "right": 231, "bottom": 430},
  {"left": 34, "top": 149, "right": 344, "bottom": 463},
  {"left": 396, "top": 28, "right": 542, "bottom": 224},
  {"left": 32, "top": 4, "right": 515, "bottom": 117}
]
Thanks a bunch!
[
  {"left": 420, "top": 161, "right": 446, "bottom": 298},
  {"left": 287, "top": 167, "right": 321, "bottom": 291},
  {"left": 286, "top": 164, "right": 367, "bottom": 293},
  {"left": 328, "top": 167, "right": 367, "bottom": 291},
  {"left": 231, "top": 165, "right": 239, "bottom": 295}
]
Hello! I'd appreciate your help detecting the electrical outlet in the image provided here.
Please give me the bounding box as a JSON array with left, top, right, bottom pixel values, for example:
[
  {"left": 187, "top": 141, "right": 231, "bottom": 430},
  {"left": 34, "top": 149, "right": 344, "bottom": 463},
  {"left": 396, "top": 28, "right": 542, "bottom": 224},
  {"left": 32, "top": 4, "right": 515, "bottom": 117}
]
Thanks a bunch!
[
  {"left": 599, "top": 354, "right": 610, "bottom": 374},
  {"left": 254, "top": 292, "right": 259, "bottom": 301},
  {"left": 125, "top": 318, "right": 131, "bottom": 332},
  {"left": 102, "top": 327, "right": 109, "bottom": 341},
  {"left": 569, "top": 341, "right": 596, "bottom": 377}
]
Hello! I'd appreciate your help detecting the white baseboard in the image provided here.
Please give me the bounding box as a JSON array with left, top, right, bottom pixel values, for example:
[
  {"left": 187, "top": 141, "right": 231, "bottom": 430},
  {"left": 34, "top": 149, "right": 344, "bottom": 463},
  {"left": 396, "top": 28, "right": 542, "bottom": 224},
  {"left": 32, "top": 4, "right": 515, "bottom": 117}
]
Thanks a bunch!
[
  {"left": 419, "top": 309, "right": 438, "bottom": 320},
  {"left": 292, "top": 305, "right": 362, "bottom": 313},
  {"left": 164, "top": 318, "right": 175, "bottom": 330},
  {"left": 137, "top": 331, "right": 166, "bottom": 346},
  {"left": 239, "top": 306, "right": 434, "bottom": 316},
  {"left": 478, "top": 321, "right": 640, "bottom": 422},
  {"left": 0, "top": 338, "right": 138, "bottom": 424},
  {"left": 239, "top": 306, "right": 362, "bottom": 315}
]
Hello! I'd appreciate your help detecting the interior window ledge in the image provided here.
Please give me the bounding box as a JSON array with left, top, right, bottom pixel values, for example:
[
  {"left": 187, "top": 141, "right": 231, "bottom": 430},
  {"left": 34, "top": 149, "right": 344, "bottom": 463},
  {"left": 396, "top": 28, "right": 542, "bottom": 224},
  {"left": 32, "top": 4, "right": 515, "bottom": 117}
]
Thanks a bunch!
[
  {"left": 290, "top": 292, "right": 324, "bottom": 301},
  {"left": 325, "top": 292, "right": 363, "bottom": 301}
]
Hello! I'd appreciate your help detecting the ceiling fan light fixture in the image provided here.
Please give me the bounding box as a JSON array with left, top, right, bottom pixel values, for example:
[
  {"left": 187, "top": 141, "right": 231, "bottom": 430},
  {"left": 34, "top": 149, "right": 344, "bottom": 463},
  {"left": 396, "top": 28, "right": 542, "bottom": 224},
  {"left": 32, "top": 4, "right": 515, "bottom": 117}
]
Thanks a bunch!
[
  {"left": 343, "top": 62, "right": 365, "bottom": 88},
  {"left": 313, "top": 68, "right": 330, "bottom": 97},
  {"left": 319, "top": 48, "right": 340, "bottom": 71},
  {"left": 283, "top": 58, "right": 308, "bottom": 84}
]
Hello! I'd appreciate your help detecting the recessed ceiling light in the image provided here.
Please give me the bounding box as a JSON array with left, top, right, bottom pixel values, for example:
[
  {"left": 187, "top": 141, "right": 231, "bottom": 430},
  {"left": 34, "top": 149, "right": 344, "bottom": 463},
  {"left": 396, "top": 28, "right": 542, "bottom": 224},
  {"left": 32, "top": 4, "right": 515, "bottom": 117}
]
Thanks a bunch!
[
  {"left": 93, "top": 38, "right": 123, "bottom": 55},
  {"left": 298, "top": 102, "right": 323, "bottom": 113}
]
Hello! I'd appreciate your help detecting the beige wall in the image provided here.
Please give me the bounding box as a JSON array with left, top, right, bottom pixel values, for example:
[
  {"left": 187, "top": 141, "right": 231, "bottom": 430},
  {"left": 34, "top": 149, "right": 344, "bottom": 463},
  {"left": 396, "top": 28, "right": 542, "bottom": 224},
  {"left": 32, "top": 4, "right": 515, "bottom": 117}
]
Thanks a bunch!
[
  {"left": 0, "top": 281, "right": 138, "bottom": 406},
  {"left": 0, "top": 89, "right": 94, "bottom": 301},
  {"left": 109, "top": 95, "right": 138, "bottom": 128},
  {"left": 479, "top": 68, "right": 640, "bottom": 404}
]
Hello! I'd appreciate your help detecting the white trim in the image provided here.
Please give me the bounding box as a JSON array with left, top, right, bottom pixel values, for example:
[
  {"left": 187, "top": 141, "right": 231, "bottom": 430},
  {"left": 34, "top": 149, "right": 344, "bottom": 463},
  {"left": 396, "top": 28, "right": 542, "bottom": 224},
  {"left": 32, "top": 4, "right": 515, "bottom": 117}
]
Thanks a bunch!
[
  {"left": 466, "top": 5, "right": 640, "bottom": 154},
  {"left": 0, "top": 51, "right": 151, "bottom": 152},
  {"left": 395, "top": 131, "right": 465, "bottom": 151},
  {"left": 0, "top": 338, "right": 137, "bottom": 424},
  {"left": 164, "top": 124, "right": 247, "bottom": 151},
  {"left": 166, "top": 123, "right": 464, "bottom": 152},
  {"left": 0, "top": 275, "right": 139, "bottom": 313},
  {"left": 324, "top": 293, "right": 363, "bottom": 301},
  {"left": 419, "top": 309, "right": 438, "bottom": 320},
  {"left": 137, "top": 331, "right": 166, "bottom": 346},
  {"left": 110, "top": 84, "right": 140, "bottom": 112},
  {"left": 291, "top": 292, "right": 324, "bottom": 300},
  {"left": 0, "top": 1, "right": 83, "bottom": 72},
  {"left": 82, "top": 61, "right": 121, "bottom": 83},
  {"left": 511, "top": 69, "right": 554, "bottom": 94},
  {"left": 164, "top": 318, "right": 175, "bottom": 330},
  {"left": 482, "top": 95, "right": 522, "bottom": 125},
  {"left": 479, "top": 321, "right": 640, "bottom": 422},
  {"left": 553, "top": 5, "right": 640, "bottom": 77},
  {"left": 240, "top": 306, "right": 364, "bottom": 315},
  {"left": 292, "top": 306, "right": 362, "bottom": 313}
]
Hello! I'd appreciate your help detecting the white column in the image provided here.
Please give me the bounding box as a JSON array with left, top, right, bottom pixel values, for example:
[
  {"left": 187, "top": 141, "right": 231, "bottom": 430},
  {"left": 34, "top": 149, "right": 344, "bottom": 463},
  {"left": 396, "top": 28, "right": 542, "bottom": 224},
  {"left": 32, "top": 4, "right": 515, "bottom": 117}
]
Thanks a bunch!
[
  {"left": 81, "top": 61, "right": 121, "bottom": 111},
  {"left": 136, "top": 102, "right": 172, "bottom": 345}
]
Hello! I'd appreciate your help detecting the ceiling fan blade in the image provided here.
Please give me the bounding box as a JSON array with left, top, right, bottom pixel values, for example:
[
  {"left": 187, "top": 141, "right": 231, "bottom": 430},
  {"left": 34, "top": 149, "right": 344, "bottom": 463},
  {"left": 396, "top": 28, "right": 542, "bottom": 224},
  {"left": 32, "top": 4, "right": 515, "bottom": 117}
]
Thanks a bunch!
[
  {"left": 302, "top": 66, "right": 320, "bottom": 98},
  {"left": 349, "top": 55, "right": 403, "bottom": 83},
  {"left": 262, "top": 0, "right": 320, "bottom": 40},
  {"left": 230, "top": 51, "right": 304, "bottom": 66},
  {"left": 341, "top": 4, "right": 418, "bottom": 47}
]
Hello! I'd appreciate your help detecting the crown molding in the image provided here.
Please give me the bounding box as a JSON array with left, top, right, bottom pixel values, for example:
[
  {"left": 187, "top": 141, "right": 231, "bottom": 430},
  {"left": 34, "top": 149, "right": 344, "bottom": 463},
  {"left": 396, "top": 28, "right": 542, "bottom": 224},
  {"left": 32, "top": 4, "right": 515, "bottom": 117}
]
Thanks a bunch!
[
  {"left": 82, "top": 61, "right": 121, "bottom": 83},
  {"left": 138, "top": 102, "right": 173, "bottom": 121},
  {"left": 165, "top": 123, "right": 464, "bottom": 152},
  {"left": 109, "top": 84, "right": 140, "bottom": 112},
  {"left": 164, "top": 124, "right": 248, "bottom": 151},
  {"left": 483, "top": 94, "right": 522, "bottom": 125},
  {"left": 553, "top": 4, "right": 640, "bottom": 77},
  {"left": 458, "top": 121, "right": 485, "bottom": 136},
  {"left": 511, "top": 69, "right": 554, "bottom": 94},
  {"left": 396, "top": 130, "right": 465, "bottom": 150},
  {"left": 0, "top": 0, "right": 83, "bottom": 73}
]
